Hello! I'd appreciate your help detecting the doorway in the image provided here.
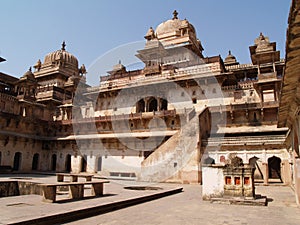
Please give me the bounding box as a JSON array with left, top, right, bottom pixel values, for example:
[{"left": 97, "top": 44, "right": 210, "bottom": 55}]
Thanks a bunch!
[
  {"left": 51, "top": 154, "right": 57, "bottom": 171},
  {"left": 81, "top": 155, "right": 87, "bottom": 172},
  {"left": 13, "top": 152, "right": 22, "bottom": 171},
  {"left": 32, "top": 153, "right": 39, "bottom": 170},
  {"left": 97, "top": 156, "right": 102, "bottom": 171},
  {"left": 65, "top": 154, "right": 71, "bottom": 172},
  {"left": 268, "top": 156, "right": 281, "bottom": 179}
]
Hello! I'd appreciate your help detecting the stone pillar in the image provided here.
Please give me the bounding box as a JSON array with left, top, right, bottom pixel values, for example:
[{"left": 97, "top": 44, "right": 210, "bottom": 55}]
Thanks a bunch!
[
  {"left": 261, "top": 162, "right": 269, "bottom": 185},
  {"left": 281, "top": 159, "right": 291, "bottom": 185},
  {"left": 294, "top": 158, "right": 300, "bottom": 205},
  {"left": 157, "top": 98, "right": 161, "bottom": 111}
]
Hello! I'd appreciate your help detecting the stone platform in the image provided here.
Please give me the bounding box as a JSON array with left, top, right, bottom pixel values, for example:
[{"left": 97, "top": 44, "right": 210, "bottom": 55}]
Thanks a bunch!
[{"left": 210, "top": 196, "right": 267, "bottom": 206}]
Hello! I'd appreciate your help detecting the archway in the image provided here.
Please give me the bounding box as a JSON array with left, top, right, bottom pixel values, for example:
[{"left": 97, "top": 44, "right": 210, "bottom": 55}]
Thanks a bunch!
[
  {"left": 160, "top": 99, "right": 168, "bottom": 111},
  {"left": 51, "top": 154, "right": 57, "bottom": 171},
  {"left": 268, "top": 156, "right": 281, "bottom": 179},
  {"left": 249, "top": 156, "right": 263, "bottom": 179},
  {"left": 97, "top": 156, "right": 102, "bottom": 171},
  {"left": 81, "top": 155, "right": 87, "bottom": 172},
  {"left": 32, "top": 153, "right": 39, "bottom": 170},
  {"left": 136, "top": 99, "right": 145, "bottom": 113},
  {"left": 148, "top": 97, "right": 158, "bottom": 112},
  {"left": 13, "top": 152, "right": 22, "bottom": 171},
  {"left": 65, "top": 154, "right": 71, "bottom": 172}
]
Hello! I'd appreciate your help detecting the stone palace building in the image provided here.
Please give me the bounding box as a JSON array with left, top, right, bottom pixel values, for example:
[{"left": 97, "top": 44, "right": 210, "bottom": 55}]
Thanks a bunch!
[{"left": 0, "top": 10, "right": 292, "bottom": 185}]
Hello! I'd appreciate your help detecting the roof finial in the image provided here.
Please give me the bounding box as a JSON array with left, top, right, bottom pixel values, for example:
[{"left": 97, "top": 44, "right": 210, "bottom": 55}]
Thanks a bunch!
[
  {"left": 228, "top": 50, "right": 232, "bottom": 55},
  {"left": 119, "top": 59, "right": 121, "bottom": 64},
  {"left": 61, "top": 41, "right": 66, "bottom": 50},
  {"left": 259, "top": 32, "right": 265, "bottom": 40},
  {"left": 173, "top": 10, "right": 178, "bottom": 20}
]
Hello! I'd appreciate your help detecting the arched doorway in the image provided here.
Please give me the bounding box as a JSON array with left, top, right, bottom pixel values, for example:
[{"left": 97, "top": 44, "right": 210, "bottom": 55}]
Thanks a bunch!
[
  {"left": 65, "top": 154, "right": 71, "bottom": 172},
  {"left": 136, "top": 99, "right": 145, "bottom": 113},
  {"left": 13, "top": 152, "right": 22, "bottom": 171},
  {"left": 268, "top": 156, "right": 281, "bottom": 179},
  {"left": 51, "top": 154, "right": 57, "bottom": 171},
  {"left": 249, "top": 156, "right": 263, "bottom": 179},
  {"left": 81, "top": 155, "right": 87, "bottom": 172},
  {"left": 97, "top": 156, "right": 102, "bottom": 171},
  {"left": 148, "top": 98, "right": 158, "bottom": 112},
  {"left": 32, "top": 153, "right": 39, "bottom": 170}
]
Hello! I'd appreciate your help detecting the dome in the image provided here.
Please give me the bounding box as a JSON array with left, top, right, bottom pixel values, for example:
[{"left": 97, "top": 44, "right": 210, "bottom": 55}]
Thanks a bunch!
[
  {"left": 43, "top": 41, "right": 78, "bottom": 69},
  {"left": 155, "top": 10, "right": 195, "bottom": 38},
  {"left": 20, "top": 67, "right": 35, "bottom": 81},
  {"left": 224, "top": 50, "right": 239, "bottom": 66}
]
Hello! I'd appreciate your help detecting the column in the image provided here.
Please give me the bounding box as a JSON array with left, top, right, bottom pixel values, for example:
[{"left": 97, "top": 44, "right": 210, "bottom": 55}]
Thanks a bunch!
[
  {"left": 281, "top": 159, "right": 291, "bottom": 185},
  {"left": 262, "top": 162, "right": 269, "bottom": 185}
]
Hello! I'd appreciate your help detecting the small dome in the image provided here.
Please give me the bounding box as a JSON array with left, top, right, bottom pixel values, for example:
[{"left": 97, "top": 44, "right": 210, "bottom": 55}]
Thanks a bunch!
[
  {"left": 224, "top": 50, "right": 239, "bottom": 65},
  {"left": 155, "top": 10, "right": 195, "bottom": 38},
  {"left": 144, "top": 27, "right": 155, "bottom": 40},
  {"left": 43, "top": 41, "right": 78, "bottom": 69},
  {"left": 21, "top": 67, "right": 35, "bottom": 81}
]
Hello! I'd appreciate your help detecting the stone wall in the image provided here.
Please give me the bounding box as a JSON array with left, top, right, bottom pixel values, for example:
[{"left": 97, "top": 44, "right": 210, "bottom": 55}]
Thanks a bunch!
[{"left": 202, "top": 165, "right": 224, "bottom": 200}]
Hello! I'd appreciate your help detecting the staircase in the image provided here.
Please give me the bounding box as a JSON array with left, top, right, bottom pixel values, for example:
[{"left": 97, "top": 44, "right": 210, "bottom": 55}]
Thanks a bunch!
[{"left": 139, "top": 108, "right": 202, "bottom": 183}]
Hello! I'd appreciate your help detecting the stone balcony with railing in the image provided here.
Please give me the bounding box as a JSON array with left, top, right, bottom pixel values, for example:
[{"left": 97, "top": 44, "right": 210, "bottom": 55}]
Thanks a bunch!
[{"left": 257, "top": 72, "right": 278, "bottom": 82}]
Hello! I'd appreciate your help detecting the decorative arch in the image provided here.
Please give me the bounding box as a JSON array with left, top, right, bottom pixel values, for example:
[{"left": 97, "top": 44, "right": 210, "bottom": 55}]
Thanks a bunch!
[
  {"left": 136, "top": 99, "right": 145, "bottom": 113},
  {"left": 32, "top": 153, "right": 39, "bottom": 170},
  {"left": 65, "top": 154, "right": 71, "bottom": 172},
  {"left": 268, "top": 156, "right": 282, "bottom": 179},
  {"left": 51, "top": 154, "right": 57, "bottom": 171},
  {"left": 160, "top": 99, "right": 168, "bottom": 111},
  {"left": 148, "top": 97, "right": 158, "bottom": 112},
  {"left": 97, "top": 156, "right": 102, "bottom": 171},
  {"left": 13, "top": 152, "right": 22, "bottom": 171},
  {"left": 81, "top": 155, "right": 87, "bottom": 172}
]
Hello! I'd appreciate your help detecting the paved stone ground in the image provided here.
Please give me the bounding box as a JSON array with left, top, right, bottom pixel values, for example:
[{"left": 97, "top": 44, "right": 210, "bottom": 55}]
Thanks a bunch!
[
  {"left": 65, "top": 185, "right": 300, "bottom": 225},
  {"left": 0, "top": 174, "right": 299, "bottom": 225}
]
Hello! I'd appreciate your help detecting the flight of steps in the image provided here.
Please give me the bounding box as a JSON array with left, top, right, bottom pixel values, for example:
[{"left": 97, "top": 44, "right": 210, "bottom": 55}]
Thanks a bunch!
[{"left": 139, "top": 108, "right": 202, "bottom": 183}]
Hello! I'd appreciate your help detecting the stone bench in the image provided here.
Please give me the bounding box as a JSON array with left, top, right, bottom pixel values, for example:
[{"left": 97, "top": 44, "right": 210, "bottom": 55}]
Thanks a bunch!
[
  {"left": 39, "top": 180, "right": 109, "bottom": 203},
  {"left": 56, "top": 173, "right": 94, "bottom": 182}
]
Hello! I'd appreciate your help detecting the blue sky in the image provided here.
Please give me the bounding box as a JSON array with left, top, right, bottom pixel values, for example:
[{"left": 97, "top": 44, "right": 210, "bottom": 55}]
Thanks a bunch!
[{"left": 0, "top": 0, "right": 290, "bottom": 85}]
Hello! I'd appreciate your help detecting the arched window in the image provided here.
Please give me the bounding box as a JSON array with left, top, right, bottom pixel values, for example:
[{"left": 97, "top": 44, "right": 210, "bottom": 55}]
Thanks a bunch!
[
  {"left": 160, "top": 99, "right": 168, "bottom": 111},
  {"left": 136, "top": 99, "right": 145, "bottom": 113},
  {"left": 148, "top": 97, "right": 158, "bottom": 112}
]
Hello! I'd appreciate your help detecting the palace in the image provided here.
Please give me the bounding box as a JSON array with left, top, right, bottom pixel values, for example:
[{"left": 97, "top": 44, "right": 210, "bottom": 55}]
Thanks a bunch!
[{"left": 0, "top": 10, "right": 291, "bottom": 186}]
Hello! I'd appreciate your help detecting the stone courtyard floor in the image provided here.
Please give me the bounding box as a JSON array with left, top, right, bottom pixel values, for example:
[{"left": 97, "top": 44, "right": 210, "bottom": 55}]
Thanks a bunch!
[{"left": 0, "top": 174, "right": 299, "bottom": 225}]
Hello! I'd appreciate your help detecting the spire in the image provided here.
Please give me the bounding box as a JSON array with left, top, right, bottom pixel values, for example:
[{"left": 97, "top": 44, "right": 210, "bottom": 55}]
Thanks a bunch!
[
  {"left": 61, "top": 41, "right": 66, "bottom": 50},
  {"left": 259, "top": 32, "right": 265, "bottom": 40},
  {"left": 29, "top": 66, "right": 32, "bottom": 72},
  {"left": 172, "top": 10, "right": 178, "bottom": 20}
]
